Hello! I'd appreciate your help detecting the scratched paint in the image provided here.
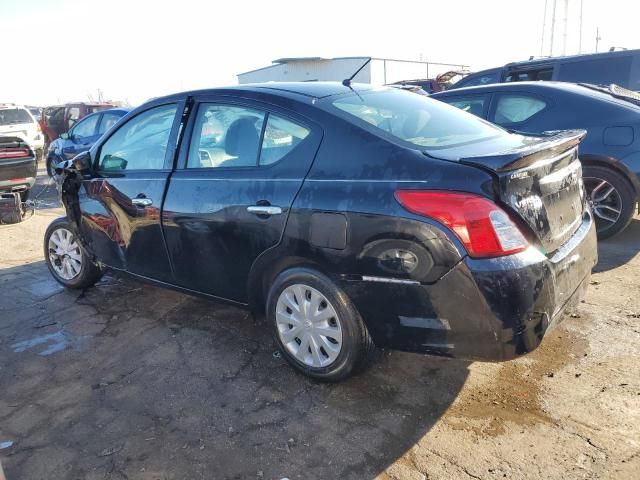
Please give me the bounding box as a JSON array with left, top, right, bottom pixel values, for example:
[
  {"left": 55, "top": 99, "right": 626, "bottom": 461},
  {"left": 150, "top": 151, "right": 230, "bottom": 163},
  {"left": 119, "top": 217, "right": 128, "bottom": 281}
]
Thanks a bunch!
[{"left": 11, "top": 331, "right": 68, "bottom": 356}]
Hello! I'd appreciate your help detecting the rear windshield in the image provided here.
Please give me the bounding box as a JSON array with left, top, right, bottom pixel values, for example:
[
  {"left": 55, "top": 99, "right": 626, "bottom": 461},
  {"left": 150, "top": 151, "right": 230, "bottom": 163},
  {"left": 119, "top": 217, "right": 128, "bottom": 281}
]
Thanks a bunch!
[
  {"left": 329, "top": 88, "right": 506, "bottom": 149},
  {"left": 0, "top": 108, "right": 33, "bottom": 126}
]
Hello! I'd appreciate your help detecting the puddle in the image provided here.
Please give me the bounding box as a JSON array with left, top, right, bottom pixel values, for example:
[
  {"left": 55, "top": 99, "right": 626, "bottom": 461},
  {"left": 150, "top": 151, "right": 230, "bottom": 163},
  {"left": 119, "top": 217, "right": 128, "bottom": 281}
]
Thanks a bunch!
[
  {"left": 444, "top": 326, "right": 589, "bottom": 436},
  {"left": 26, "top": 279, "right": 64, "bottom": 299},
  {"left": 11, "top": 331, "right": 68, "bottom": 356}
]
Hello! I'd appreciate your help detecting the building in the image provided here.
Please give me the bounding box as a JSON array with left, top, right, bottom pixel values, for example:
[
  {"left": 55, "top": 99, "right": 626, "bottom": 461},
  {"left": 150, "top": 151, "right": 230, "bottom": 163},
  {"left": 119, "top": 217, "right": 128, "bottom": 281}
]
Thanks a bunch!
[{"left": 237, "top": 56, "right": 469, "bottom": 85}]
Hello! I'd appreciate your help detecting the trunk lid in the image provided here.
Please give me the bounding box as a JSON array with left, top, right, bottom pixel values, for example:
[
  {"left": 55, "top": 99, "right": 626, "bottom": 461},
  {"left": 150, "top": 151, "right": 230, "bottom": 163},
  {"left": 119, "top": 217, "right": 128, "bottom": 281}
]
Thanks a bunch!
[{"left": 426, "top": 130, "right": 587, "bottom": 255}]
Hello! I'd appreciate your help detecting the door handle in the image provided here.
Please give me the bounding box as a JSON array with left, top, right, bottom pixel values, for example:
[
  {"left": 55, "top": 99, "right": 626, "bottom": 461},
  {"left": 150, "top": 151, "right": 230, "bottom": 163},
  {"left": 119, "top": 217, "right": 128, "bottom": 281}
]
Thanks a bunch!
[
  {"left": 132, "top": 198, "right": 153, "bottom": 207},
  {"left": 247, "top": 205, "right": 282, "bottom": 216}
]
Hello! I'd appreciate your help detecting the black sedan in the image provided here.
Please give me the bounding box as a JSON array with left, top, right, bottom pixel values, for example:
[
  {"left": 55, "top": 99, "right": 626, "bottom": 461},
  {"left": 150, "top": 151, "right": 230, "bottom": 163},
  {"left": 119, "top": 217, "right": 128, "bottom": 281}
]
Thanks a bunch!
[
  {"left": 46, "top": 83, "right": 597, "bottom": 381},
  {"left": 432, "top": 81, "right": 640, "bottom": 238}
]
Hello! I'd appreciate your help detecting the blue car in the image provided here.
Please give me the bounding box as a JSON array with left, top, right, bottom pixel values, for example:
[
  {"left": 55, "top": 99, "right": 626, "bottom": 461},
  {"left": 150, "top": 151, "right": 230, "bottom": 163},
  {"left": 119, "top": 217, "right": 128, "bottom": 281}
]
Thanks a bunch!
[
  {"left": 46, "top": 108, "right": 129, "bottom": 176},
  {"left": 432, "top": 82, "right": 640, "bottom": 239}
]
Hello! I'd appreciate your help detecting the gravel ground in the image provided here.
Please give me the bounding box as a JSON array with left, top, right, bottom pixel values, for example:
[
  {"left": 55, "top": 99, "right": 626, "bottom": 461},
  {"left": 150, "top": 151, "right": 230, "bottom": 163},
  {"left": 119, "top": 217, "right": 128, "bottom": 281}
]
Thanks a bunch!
[{"left": 0, "top": 167, "right": 638, "bottom": 479}]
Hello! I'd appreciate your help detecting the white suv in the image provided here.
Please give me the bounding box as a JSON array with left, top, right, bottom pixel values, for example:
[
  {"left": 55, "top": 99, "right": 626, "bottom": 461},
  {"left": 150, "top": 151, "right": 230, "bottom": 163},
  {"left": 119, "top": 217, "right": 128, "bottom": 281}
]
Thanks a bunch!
[{"left": 0, "top": 104, "right": 45, "bottom": 159}]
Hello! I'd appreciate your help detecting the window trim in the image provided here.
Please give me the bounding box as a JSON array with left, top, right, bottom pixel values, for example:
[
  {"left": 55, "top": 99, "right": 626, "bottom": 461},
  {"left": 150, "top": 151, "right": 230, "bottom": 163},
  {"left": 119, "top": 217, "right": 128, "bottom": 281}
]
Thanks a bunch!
[
  {"left": 94, "top": 102, "right": 181, "bottom": 174},
  {"left": 179, "top": 98, "right": 316, "bottom": 172}
]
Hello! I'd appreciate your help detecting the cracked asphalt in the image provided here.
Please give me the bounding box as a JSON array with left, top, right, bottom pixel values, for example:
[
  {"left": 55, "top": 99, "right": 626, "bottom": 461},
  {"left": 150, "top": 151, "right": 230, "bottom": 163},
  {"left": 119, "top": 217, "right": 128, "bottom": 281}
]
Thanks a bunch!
[{"left": 0, "top": 168, "right": 639, "bottom": 479}]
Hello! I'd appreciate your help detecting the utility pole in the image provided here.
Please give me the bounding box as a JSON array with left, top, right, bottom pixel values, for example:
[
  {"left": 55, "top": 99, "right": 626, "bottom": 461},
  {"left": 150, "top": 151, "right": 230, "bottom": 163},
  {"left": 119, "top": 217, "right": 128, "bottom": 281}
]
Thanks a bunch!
[
  {"left": 549, "top": 0, "right": 557, "bottom": 56},
  {"left": 541, "top": 0, "right": 548, "bottom": 56},
  {"left": 579, "top": 0, "right": 584, "bottom": 53},
  {"left": 596, "top": 27, "right": 602, "bottom": 52},
  {"left": 562, "top": 0, "right": 569, "bottom": 56}
]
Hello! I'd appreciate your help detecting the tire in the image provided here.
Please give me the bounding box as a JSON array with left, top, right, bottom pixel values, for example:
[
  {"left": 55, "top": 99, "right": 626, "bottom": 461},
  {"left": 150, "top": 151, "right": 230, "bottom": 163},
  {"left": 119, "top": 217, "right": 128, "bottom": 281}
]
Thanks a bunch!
[
  {"left": 46, "top": 154, "right": 59, "bottom": 177},
  {"left": 267, "top": 267, "right": 376, "bottom": 381},
  {"left": 44, "top": 217, "right": 103, "bottom": 289},
  {"left": 583, "top": 165, "right": 636, "bottom": 240}
]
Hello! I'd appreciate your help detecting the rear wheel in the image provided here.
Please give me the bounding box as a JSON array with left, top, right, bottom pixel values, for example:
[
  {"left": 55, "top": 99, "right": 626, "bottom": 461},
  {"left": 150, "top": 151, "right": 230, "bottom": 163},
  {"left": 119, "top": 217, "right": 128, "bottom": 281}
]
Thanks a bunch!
[
  {"left": 583, "top": 165, "right": 636, "bottom": 239},
  {"left": 44, "top": 218, "right": 103, "bottom": 289},
  {"left": 267, "top": 268, "right": 376, "bottom": 381}
]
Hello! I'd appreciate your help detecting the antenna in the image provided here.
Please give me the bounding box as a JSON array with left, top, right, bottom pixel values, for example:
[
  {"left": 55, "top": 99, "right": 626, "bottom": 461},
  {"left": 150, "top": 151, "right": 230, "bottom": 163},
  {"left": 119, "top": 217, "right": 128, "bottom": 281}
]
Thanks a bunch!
[
  {"left": 561, "top": 0, "right": 569, "bottom": 56},
  {"left": 549, "top": 0, "right": 557, "bottom": 56},
  {"left": 342, "top": 57, "right": 372, "bottom": 87},
  {"left": 579, "top": 0, "right": 584, "bottom": 53},
  {"left": 541, "top": 0, "right": 548, "bottom": 56}
]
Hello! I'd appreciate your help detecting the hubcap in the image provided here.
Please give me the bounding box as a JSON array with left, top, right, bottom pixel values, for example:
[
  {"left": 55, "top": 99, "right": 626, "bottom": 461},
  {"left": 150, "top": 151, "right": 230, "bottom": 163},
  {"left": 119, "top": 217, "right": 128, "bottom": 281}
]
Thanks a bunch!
[
  {"left": 275, "top": 284, "right": 343, "bottom": 368},
  {"left": 584, "top": 177, "right": 623, "bottom": 228},
  {"left": 48, "top": 227, "right": 82, "bottom": 280}
]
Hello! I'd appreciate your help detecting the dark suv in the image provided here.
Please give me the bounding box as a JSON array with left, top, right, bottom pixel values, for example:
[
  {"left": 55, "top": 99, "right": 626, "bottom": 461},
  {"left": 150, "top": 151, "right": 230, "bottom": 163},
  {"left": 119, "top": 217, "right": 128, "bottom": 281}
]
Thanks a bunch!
[{"left": 451, "top": 49, "right": 640, "bottom": 91}]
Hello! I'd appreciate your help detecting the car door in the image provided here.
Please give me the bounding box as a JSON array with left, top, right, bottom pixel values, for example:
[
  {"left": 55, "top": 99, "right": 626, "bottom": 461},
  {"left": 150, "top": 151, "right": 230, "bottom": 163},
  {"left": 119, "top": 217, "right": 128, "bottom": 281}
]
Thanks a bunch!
[
  {"left": 79, "top": 100, "right": 184, "bottom": 282},
  {"left": 437, "top": 93, "right": 492, "bottom": 120},
  {"left": 488, "top": 92, "right": 551, "bottom": 133},
  {"left": 161, "top": 96, "right": 322, "bottom": 302},
  {"left": 62, "top": 113, "right": 101, "bottom": 159}
]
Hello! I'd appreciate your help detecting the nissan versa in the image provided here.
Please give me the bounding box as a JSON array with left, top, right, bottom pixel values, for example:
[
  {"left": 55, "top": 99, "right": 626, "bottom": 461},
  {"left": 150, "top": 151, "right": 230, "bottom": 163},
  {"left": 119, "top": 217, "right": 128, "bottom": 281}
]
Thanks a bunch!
[{"left": 45, "top": 83, "right": 597, "bottom": 381}]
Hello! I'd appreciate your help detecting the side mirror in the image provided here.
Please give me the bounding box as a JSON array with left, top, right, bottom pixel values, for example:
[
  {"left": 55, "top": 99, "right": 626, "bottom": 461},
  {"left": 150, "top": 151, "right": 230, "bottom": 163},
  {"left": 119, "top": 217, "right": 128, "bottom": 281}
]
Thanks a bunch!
[
  {"left": 101, "top": 154, "right": 127, "bottom": 171},
  {"left": 54, "top": 151, "right": 92, "bottom": 175},
  {"left": 60, "top": 132, "right": 70, "bottom": 140}
]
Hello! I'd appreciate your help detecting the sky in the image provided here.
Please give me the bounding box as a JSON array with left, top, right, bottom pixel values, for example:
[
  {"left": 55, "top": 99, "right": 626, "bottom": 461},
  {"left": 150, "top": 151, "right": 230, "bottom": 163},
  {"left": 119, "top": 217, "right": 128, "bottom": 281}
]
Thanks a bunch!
[{"left": 1, "top": 0, "right": 638, "bottom": 106}]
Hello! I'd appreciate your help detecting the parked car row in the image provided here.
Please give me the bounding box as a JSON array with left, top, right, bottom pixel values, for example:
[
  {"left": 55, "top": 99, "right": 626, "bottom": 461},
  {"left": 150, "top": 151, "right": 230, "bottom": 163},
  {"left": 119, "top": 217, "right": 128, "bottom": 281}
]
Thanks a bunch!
[
  {"left": 47, "top": 82, "right": 597, "bottom": 381},
  {"left": 432, "top": 82, "right": 640, "bottom": 239}
]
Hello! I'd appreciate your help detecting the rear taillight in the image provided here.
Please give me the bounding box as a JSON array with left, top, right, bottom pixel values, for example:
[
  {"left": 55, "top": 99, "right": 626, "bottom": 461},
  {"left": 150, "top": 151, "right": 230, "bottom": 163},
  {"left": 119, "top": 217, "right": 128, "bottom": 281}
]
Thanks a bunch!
[
  {"left": 395, "top": 190, "right": 528, "bottom": 258},
  {"left": 0, "top": 148, "right": 31, "bottom": 159}
]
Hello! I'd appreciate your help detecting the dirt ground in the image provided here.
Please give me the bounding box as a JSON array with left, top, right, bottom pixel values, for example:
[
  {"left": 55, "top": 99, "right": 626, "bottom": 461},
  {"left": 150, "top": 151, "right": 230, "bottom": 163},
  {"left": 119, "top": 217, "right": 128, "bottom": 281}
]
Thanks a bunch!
[{"left": 0, "top": 168, "right": 638, "bottom": 480}]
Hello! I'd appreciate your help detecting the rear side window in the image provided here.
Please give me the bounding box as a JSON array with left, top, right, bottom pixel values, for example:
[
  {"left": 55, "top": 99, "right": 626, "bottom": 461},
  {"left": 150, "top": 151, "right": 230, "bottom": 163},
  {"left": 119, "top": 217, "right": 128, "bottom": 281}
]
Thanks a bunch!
[
  {"left": 188, "top": 105, "right": 265, "bottom": 168},
  {"left": 187, "top": 105, "right": 310, "bottom": 169},
  {"left": 493, "top": 95, "right": 547, "bottom": 124},
  {"left": 67, "top": 107, "right": 80, "bottom": 127},
  {"left": 558, "top": 56, "right": 633, "bottom": 88},
  {"left": 98, "top": 112, "right": 123, "bottom": 135},
  {"left": 505, "top": 68, "right": 553, "bottom": 82},
  {"left": 71, "top": 115, "right": 98, "bottom": 138},
  {"left": 260, "top": 115, "right": 310, "bottom": 165},
  {"left": 99, "top": 104, "right": 177, "bottom": 171},
  {"left": 440, "top": 95, "right": 488, "bottom": 118},
  {"left": 330, "top": 88, "right": 505, "bottom": 149}
]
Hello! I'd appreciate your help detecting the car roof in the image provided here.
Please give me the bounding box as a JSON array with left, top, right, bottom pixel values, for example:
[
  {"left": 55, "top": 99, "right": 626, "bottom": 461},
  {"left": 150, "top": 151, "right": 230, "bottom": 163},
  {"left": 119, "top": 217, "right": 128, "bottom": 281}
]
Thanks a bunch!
[
  {"left": 434, "top": 81, "right": 595, "bottom": 96},
  {"left": 505, "top": 48, "right": 640, "bottom": 69},
  {"left": 151, "top": 82, "right": 377, "bottom": 104}
]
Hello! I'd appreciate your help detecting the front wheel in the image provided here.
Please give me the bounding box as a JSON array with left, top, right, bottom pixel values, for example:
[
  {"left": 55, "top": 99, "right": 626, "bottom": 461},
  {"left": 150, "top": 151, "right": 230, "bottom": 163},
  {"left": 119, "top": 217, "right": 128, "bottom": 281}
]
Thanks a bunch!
[
  {"left": 44, "top": 218, "right": 103, "bottom": 289},
  {"left": 583, "top": 165, "right": 636, "bottom": 239},
  {"left": 267, "top": 267, "right": 376, "bottom": 381}
]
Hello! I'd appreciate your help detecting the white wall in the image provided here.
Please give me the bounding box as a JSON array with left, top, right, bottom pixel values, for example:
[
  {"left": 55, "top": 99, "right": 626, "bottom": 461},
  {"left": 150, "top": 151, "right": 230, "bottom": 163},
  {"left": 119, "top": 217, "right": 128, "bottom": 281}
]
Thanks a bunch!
[{"left": 238, "top": 58, "right": 372, "bottom": 84}]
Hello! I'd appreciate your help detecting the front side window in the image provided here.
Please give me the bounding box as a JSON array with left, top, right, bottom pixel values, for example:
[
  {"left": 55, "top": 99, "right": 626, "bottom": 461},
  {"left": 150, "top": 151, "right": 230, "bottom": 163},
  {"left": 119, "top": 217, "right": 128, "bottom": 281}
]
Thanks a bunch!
[
  {"left": 71, "top": 114, "right": 98, "bottom": 139},
  {"left": 441, "top": 95, "right": 488, "bottom": 118},
  {"left": 99, "top": 104, "right": 177, "bottom": 171},
  {"left": 187, "top": 105, "right": 265, "bottom": 168},
  {"left": 493, "top": 95, "right": 547, "bottom": 125},
  {"left": 330, "top": 88, "right": 505, "bottom": 150}
]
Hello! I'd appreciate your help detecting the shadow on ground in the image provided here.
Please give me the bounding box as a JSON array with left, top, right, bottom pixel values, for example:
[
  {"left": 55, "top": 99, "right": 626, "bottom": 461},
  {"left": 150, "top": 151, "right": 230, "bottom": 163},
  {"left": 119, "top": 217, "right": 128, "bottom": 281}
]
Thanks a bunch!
[
  {"left": 0, "top": 261, "right": 470, "bottom": 479},
  {"left": 594, "top": 217, "right": 640, "bottom": 273}
]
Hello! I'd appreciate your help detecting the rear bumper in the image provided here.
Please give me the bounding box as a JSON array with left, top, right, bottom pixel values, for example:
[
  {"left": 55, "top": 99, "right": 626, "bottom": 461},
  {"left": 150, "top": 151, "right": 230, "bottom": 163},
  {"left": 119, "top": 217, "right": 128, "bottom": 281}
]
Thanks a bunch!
[{"left": 341, "top": 210, "right": 598, "bottom": 361}]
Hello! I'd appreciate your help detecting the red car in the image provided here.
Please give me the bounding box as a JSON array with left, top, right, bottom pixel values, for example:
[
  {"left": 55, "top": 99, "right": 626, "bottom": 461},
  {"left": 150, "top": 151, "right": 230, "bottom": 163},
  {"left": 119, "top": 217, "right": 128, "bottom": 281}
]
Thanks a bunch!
[{"left": 40, "top": 102, "right": 115, "bottom": 146}]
